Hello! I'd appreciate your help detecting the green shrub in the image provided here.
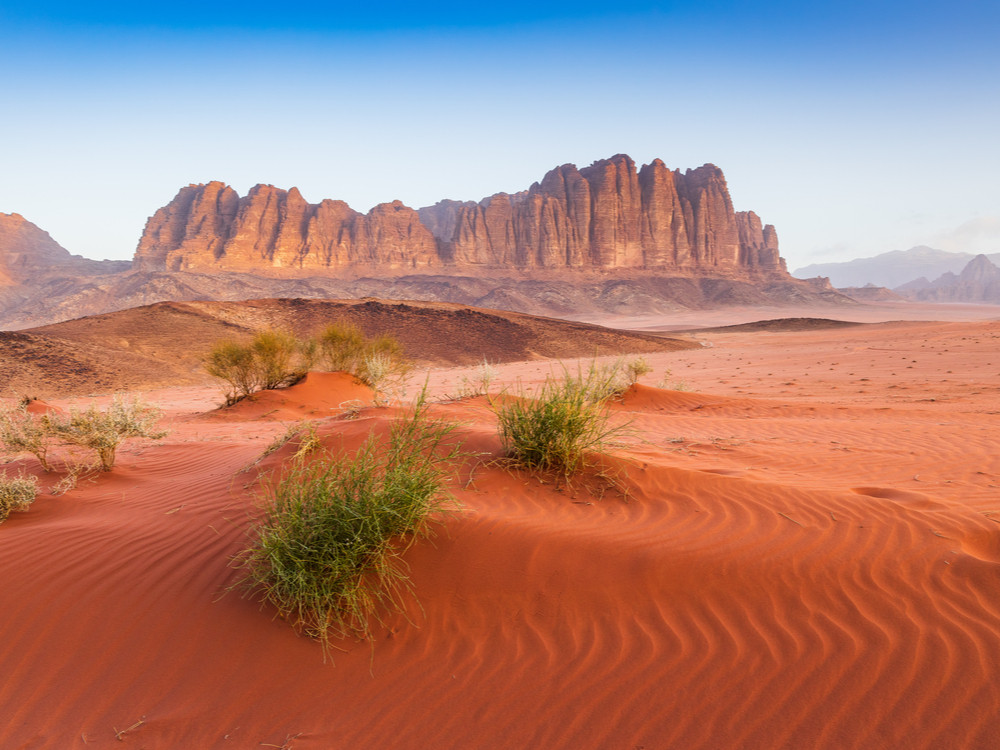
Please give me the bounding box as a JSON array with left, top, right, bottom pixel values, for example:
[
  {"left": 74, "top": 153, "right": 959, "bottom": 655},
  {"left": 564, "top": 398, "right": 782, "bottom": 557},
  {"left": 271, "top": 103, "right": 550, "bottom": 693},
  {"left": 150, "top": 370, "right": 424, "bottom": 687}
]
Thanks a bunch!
[
  {"left": 317, "top": 321, "right": 368, "bottom": 374},
  {"left": 204, "top": 330, "right": 313, "bottom": 405},
  {"left": 317, "top": 323, "right": 410, "bottom": 390},
  {"left": 493, "top": 364, "right": 627, "bottom": 479},
  {"left": 238, "top": 394, "right": 461, "bottom": 651},
  {"left": 206, "top": 325, "right": 410, "bottom": 406},
  {"left": 47, "top": 395, "right": 166, "bottom": 471},
  {"left": 0, "top": 406, "right": 54, "bottom": 471},
  {"left": 203, "top": 340, "right": 261, "bottom": 406},
  {"left": 251, "top": 329, "right": 306, "bottom": 391},
  {"left": 0, "top": 473, "right": 39, "bottom": 524}
]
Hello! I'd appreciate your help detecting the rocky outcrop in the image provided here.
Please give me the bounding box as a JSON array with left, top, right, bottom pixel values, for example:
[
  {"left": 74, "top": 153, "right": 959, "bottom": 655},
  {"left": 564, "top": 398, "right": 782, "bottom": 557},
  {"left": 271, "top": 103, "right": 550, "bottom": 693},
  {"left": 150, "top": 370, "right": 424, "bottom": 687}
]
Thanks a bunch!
[
  {"left": 0, "top": 212, "right": 129, "bottom": 286},
  {"left": 135, "top": 185, "right": 439, "bottom": 272},
  {"left": 422, "top": 156, "right": 786, "bottom": 273},
  {"left": 898, "top": 254, "right": 1000, "bottom": 303},
  {"left": 135, "top": 155, "right": 786, "bottom": 277}
]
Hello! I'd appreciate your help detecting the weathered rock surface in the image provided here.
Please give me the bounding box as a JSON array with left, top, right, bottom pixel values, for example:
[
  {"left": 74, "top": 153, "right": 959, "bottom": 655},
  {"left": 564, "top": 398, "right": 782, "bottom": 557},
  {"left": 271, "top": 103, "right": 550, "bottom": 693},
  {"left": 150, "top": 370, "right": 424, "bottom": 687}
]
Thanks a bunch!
[
  {"left": 135, "top": 184, "right": 439, "bottom": 272},
  {"left": 136, "top": 154, "right": 785, "bottom": 276}
]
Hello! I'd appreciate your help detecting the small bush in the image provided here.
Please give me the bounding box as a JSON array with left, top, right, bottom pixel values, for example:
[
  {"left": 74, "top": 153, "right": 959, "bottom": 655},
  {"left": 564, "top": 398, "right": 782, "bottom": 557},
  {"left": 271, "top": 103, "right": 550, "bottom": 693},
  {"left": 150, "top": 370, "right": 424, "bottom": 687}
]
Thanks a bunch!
[
  {"left": 203, "top": 330, "right": 311, "bottom": 406},
  {"left": 238, "top": 394, "right": 461, "bottom": 651},
  {"left": 47, "top": 395, "right": 166, "bottom": 471},
  {"left": 493, "top": 364, "right": 627, "bottom": 479},
  {"left": 318, "top": 323, "right": 410, "bottom": 394},
  {"left": 317, "top": 321, "right": 368, "bottom": 374},
  {"left": 251, "top": 329, "right": 306, "bottom": 391},
  {"left": 0, "top": 473, "right": 39, "bottom": 524},
  {"left": 0, "top": 406, "right": 54, "bottom": 471},
  {"left": 624, "top": 356, "right": 653, "bottom": 386},
  {"left": 203, "top": 340, "right": 260, "bottom": 406}
]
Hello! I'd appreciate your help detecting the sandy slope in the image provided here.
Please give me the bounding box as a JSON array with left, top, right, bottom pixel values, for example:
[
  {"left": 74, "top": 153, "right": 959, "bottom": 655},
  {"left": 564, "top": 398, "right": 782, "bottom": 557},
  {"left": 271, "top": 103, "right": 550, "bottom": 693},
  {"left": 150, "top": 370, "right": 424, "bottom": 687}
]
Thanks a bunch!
[{"left": 1, "top": 320, "right": 999, "bottom": 749}]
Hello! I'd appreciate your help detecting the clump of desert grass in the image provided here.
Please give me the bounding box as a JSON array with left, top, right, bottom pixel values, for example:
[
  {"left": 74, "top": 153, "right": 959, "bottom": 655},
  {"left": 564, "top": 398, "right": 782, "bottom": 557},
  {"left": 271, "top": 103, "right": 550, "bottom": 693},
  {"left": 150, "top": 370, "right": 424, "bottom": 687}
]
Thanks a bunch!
[
  {"left": 492, "top": 359, "right": 634, "bottom": 482},
  {"left": 236, "top": 393, "right": 462, "bottom": 654},
  {"left": 0, "top": 472, "right": 38, "bottom": 525},
  {"left": 447, "top": 358, "right": 499, "bottom": 400}
]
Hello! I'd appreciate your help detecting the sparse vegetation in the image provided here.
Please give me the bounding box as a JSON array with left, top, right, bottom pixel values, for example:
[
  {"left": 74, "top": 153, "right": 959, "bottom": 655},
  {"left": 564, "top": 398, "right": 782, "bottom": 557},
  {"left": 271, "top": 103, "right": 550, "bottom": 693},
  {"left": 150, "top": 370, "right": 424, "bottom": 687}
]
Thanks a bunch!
[
  {"left": 0, "top": 472, "right": 39, "bottom": 525},
  {"left": 203, "top": 330, "right": 312, "bottom": 406},
  {"left": 451, "top": 359, "right": 499, "bottom": 399},
  {"left": 318, "top": 322, "right": 410, "bottom": 401},
  {"left": 205, "top": 324, "right": 409, "bottom": 406},
  {"left": 493, "top": 362, "right": 628, "bottom": 479},
  {"left": 656, "top": 369, "right": 689, "bottom": 391},
  {"left": 0, "top": 405, "right": 55, "bottom": 471},
  {"left": 45, "top": 395, "right": 166, "bottom": 471},
  {"left": 624, "top": 356, "right": 653, "bottom": 386},
  {"left": 238, "top": 394, "right": 462, "bottom": 651},
  {"left": 316, "top": 321, "right": 368, "bottom": 374},
  {"left": 251, "top": 329, "right": 309, "bottom": 391}
]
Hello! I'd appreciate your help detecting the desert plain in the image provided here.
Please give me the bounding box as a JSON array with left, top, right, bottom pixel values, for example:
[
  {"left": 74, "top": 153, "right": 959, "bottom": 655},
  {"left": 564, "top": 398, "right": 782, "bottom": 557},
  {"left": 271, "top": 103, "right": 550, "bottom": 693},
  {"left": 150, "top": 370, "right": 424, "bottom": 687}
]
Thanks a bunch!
[{"left": 1, "top": 299, "right": 999, "bottom": 749}]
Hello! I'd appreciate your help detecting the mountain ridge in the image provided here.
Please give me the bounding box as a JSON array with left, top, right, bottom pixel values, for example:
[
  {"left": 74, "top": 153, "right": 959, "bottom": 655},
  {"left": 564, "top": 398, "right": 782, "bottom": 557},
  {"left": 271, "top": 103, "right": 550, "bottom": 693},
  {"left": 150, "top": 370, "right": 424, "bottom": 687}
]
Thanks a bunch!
[
  {"left": 134, "top": 155, "right": 785, "bottom": 276},
  {"left": 794, "top": 245, "right": 1000, "bottom": 289},
  {"left": 0, "top": 154, "right": 850, "bottom": 329}
]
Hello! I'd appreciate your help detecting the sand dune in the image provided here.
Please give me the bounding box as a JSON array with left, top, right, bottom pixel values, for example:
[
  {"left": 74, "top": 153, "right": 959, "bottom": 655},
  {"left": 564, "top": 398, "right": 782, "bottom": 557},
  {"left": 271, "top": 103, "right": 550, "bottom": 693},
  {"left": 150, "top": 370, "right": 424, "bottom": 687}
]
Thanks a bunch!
[{"left": 1, "top": 318, "right": 999, "bottom": 748}]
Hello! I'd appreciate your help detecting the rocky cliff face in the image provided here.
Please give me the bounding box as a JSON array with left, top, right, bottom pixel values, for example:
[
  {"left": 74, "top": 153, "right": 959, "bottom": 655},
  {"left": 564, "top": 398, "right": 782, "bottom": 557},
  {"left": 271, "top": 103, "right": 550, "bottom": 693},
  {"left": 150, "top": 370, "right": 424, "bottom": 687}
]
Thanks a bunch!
[
  {"left": 135, "top": 154, "right": 786, "bottom": 277},
  {"left": 135, "top": 183, "right": 439, "bottom": 273}
]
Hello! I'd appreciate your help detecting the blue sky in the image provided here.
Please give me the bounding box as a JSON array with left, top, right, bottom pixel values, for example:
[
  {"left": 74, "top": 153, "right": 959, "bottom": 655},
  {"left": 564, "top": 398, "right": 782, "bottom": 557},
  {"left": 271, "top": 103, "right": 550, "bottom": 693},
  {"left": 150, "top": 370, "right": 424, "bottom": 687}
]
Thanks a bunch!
[{"left": 1, "top": 1, "right": 998, "bottom": 271}]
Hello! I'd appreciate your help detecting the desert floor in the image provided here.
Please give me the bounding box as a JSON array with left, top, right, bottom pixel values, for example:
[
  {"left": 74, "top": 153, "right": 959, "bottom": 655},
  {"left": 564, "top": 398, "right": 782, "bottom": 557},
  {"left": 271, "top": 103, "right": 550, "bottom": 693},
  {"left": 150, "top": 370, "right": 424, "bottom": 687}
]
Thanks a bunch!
[{"left": 2, "top": 304, "right": 999, "bottom": 749}]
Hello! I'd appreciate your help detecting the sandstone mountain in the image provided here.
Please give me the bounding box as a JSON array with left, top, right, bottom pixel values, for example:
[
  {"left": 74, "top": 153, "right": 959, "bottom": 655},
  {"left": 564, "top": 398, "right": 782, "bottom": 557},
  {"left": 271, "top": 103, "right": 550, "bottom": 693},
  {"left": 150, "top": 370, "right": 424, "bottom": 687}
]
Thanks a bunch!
[
  {"left": 135, "top": 155, "right": 784, "bottom": 276},
  {"left": 897, "top": 254, "right": 1000, "bottom": 303},
  {"left": 1, "top": 155, "right": 851, "bottom": 329}
]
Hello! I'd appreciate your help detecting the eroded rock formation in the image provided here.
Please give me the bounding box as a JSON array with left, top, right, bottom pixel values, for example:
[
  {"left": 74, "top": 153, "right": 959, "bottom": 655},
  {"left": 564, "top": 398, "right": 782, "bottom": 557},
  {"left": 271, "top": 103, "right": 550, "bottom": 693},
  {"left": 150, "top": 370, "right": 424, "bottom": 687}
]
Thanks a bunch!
[
  {"left": 135, "top": 154, "right": 786, "bottom": 276},
  {"left": 0, "top": 212, "right": 128, "bottom": 286}
]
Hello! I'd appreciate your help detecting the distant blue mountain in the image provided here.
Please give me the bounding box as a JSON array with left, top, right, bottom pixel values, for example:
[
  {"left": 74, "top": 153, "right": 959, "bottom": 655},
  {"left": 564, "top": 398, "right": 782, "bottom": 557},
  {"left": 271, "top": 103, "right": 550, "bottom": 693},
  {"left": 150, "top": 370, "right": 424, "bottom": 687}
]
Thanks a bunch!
[{"left": 793, "top": 246, "right": 1000, "bottom": 289}]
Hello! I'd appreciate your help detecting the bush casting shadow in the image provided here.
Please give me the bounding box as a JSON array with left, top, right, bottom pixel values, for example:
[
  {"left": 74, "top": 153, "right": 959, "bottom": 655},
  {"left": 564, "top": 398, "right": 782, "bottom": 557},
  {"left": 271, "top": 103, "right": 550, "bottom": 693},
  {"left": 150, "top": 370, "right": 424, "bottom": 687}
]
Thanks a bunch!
[{"left": 236, "top": 394, "right": 462, "bottom": 654}]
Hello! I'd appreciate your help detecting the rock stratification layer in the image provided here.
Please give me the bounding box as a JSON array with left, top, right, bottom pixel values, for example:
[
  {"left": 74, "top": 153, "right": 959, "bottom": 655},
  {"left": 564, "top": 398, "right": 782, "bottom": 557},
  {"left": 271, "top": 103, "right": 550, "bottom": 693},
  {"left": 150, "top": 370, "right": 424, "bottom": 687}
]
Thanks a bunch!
[{"left": 135, "top": 154, "right": 786, "bottom": 276}]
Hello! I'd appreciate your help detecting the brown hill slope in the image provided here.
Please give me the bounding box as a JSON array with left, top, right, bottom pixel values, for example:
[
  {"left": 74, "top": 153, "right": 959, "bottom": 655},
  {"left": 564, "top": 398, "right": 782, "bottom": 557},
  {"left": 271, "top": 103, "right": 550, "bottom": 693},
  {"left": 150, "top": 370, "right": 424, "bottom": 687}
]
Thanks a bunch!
[{"left": 1, "top": 297, "right": 695, "bottom": 398}]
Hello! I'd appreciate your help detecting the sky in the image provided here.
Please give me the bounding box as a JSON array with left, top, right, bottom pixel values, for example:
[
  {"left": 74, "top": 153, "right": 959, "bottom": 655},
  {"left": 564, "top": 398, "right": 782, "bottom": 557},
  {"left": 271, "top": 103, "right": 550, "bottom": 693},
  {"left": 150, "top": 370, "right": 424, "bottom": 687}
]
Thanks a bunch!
[{"left": 1, "top": 1, "right": 998, "bottom": 272}]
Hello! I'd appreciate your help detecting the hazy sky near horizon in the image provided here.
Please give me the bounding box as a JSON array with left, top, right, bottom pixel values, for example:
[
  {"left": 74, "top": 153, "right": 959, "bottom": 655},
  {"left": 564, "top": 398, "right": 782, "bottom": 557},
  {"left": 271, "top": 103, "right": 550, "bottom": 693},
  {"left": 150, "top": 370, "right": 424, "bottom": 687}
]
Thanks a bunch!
[{"left": 1, "top": 1, "right": 997, "bottom": 272}]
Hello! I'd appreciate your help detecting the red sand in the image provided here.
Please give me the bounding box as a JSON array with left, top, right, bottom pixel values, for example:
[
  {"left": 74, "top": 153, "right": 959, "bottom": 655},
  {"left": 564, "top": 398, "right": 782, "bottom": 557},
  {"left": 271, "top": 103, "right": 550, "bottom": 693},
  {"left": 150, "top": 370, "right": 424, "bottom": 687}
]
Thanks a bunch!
[{"left": 2, "top": 317, "right": 999, "bottom": 748}]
